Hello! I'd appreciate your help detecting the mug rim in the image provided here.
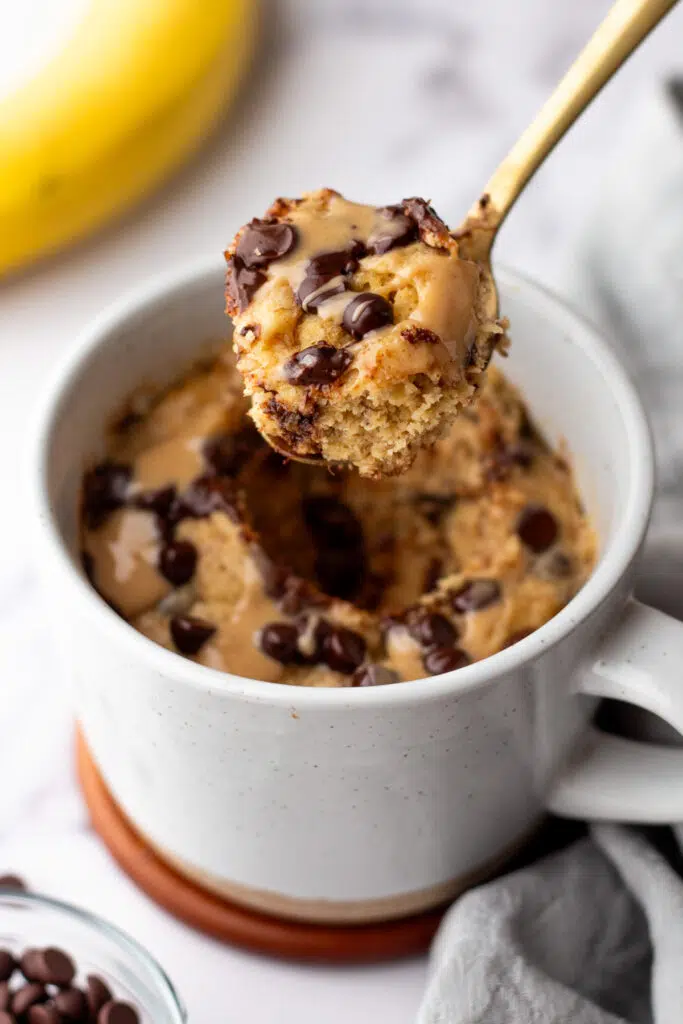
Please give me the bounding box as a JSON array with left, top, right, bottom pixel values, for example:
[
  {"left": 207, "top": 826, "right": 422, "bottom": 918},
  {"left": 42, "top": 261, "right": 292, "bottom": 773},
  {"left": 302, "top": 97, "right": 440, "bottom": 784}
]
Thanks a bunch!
[{"left": 30, "top": 256, "right": 654, "bottom": 709}]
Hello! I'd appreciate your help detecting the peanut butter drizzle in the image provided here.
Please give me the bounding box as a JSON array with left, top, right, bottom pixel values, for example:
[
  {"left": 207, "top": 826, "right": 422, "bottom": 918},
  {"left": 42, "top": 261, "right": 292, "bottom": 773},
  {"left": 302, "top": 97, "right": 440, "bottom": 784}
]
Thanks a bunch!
[
  {"left": 198, "top": 556, "right": 285, "bottom": 682},
  {"left": 84, "top": 508, "right": 170, "bottom": 619},
  {"left": 132, "top": 436, "right": 205, "bottom": 492},
  {"left": 266, "top": 194, "right": 481, "bottom": 367}
]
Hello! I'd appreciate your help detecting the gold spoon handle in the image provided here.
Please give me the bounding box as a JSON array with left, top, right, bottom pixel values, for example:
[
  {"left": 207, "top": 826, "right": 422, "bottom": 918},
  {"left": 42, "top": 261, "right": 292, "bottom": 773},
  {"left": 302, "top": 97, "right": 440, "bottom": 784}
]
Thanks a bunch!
[{"left": 469, "top": 0, "right": 678, "bottom": 245}]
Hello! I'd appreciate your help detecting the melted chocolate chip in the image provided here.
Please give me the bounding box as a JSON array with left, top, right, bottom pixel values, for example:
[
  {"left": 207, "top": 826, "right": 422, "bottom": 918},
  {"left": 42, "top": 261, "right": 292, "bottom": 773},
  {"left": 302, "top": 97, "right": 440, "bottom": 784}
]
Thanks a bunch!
[
  {"left": 257, "top": 622, "right": 301, "bottom": 664},
  {"left": 82, "top": 462, "right": 132, "bottom": 530},
  {"left": 517, "top": 504, "right": 558, "bottom": 553},
  {"left": 401, "top": 197, "right": 447, "bottom": 245},
  {"left": 174, "top": 476, "right": 240, "bottom": 523},
  {"left": 158, "top": 540, "right": 197, "bottom": 586},
  {"left": 297, "top": 275, "right": 346, "bottom": 312},
  {"left": 451, "top": 579, "right": 501, "bottom": 613},
  {"left": 406, "top": 608, "right": 458, "bottom": 648},
  {"left": 486, "top": 440, "right": 535, "bottom": 481},
  {"left": 423, "top": 558, "right": 443, "bottom": 594},
  {"left": 236, "top": 220, "right": 297, "bottom": 267},
  {"left": 319, "top": 623, "right": 366, "bottom": 674},
  {"left": 342, "top": 292, "right": 393, "bottom": 339},
  {"left": 225, "top": 257, "right": 267, "bottom": 312},
  {"left": 351, "top": 664, "right": 400, "bottom": 687},
  {"left": 367, "top": 206, "right": 418, "bottom": 255},
  {"left": 423, "top": 646, "right": 470, "bottom": 675},
  {"left": 283, "top": 345, "right": 353, "bottom": 386},
  {"left": 170, "top": 615, "right": 215, "bottom": 656},
  {"left": 279, "top": 575, "right": 328, "bottom": 615},
  {"left": 134, "top": 485, "right": 177, "bottom": 519},
  {"left": 203, "top": 426, "right": 262, "bottom": 476}
]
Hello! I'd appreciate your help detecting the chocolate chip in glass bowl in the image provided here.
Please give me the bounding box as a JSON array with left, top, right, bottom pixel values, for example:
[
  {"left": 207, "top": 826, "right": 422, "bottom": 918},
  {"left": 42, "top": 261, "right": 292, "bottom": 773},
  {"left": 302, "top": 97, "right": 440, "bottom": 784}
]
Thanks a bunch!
[
  {"left": 405, "top": 608, "right": 458, "bottom": 648},
  {"left": 158, "top": 539, "right": 197, "bottom": 586},
  {"left": 82, "top": 462, "right": 132, "bottom": 530},
  {"left": 86, "top": 976, "right": 113, "bottom": 1018},
  {"left": 283, "top": 345, "right": 353, "bottom": 386},
  {"left": 342, "top": 293, "right": 393, "bottom": 339},
  {"left": 257, "top": 622, "right": 301, "bottom": 665},
  {"left": 54, "top": 987, "right": 88, "bottom": 1020},
  {"left": 451, "top": 579, "right": 501, "bottom": 613},
  {"left": 516, "top": 504, "right": 558, "bottom": 553},
  {"left": 0, "top": 952, "right": 15, "bottom": 984},
  {"left": 423, "top": 646, "right": 470, "bottom": 675},
  {"left": 236, "top": 220, "right": 298, "bottom": 267},
  {"left": 319, "top": 623, "right": 366, "bottom": 674},
  {"left": 27, "top": 1005, "right": 60, "bottom": 1024},
  {"left": 170, "top": 615, "right": 216, "bottom": 656},
  {"left": 351, "top": 664, "right": 400, "bottom": 687},
  {"left": 12, "top": 983, "right": 47, "bottom": 1016},
  {"left": 21, "top": 948, "right": 75, "bottom": 988},
  {"left": 98, "top": 1000, "right": 140, "bottom": 1024}
]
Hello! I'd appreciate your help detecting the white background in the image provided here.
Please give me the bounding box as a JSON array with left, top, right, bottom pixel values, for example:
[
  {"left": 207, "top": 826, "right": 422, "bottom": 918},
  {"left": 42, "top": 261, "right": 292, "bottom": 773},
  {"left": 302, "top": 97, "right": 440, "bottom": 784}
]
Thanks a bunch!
[{"left": 1, "top": 1, "right": 682, "bottom": 1020}]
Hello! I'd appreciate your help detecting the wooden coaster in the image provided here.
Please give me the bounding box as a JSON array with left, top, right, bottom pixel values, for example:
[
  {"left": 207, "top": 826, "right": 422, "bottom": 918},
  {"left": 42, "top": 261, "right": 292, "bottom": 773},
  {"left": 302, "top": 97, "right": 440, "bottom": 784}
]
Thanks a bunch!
[{"left": 75, "top": 729, "right": 445, "bottom": 962}]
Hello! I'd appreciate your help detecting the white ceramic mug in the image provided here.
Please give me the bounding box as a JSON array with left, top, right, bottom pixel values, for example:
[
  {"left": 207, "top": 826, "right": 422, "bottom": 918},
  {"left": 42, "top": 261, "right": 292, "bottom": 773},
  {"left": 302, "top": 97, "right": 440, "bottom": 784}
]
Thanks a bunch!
[{"left": 31, "top": 260, "right": 683, "bottom": 925}]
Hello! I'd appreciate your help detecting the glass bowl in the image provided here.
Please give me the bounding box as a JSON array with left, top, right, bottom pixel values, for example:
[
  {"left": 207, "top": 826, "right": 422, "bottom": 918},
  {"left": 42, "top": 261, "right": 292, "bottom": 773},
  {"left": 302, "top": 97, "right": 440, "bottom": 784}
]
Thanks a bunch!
[{"left": 0, "top": 890, "right": 185, "bottom": 1022}]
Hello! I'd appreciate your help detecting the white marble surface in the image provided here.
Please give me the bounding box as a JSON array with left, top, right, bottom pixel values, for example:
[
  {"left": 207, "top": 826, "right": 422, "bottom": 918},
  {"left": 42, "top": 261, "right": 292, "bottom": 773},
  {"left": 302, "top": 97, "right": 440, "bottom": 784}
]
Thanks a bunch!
[{"left": 1, "top": 1, "right": 682, "bottom": 1021}]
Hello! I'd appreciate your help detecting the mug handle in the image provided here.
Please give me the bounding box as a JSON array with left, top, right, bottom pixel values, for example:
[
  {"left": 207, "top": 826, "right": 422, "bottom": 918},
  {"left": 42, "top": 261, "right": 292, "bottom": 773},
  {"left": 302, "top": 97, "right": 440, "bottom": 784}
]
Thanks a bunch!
[{"left": 547, "top": 598, "right": 683, "bottom": 822}]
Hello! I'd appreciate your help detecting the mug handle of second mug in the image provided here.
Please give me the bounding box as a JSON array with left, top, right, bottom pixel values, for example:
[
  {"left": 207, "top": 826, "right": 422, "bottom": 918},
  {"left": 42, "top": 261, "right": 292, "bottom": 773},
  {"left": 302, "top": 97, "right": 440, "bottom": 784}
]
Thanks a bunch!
[{"left": 547, "top": 598, "right": 683, "bottom": 822}]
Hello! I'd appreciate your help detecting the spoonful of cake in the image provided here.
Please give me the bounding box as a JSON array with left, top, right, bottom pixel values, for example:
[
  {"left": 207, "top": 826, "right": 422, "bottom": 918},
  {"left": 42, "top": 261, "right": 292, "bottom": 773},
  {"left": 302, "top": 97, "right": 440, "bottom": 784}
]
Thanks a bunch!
[{"left": 225, "top": 0, "right": 677, "bottom": 479}]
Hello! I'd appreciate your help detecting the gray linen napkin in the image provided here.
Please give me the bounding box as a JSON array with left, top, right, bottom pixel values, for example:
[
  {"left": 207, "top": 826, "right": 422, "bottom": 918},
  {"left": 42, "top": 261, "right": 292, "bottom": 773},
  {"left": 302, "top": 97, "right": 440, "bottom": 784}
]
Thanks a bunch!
[{"left": 418, "top": 82, "right": 683, "bottom": 1024}]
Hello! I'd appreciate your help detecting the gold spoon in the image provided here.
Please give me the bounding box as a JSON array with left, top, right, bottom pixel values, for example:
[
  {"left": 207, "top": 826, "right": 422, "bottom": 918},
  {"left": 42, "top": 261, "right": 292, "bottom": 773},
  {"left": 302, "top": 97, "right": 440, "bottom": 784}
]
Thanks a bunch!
[
  {"left": 267, "top": 0, "right": 678, "bottom": 467},
  {"left": 456, "top": 0, "right": 679, "bottom": 320}
]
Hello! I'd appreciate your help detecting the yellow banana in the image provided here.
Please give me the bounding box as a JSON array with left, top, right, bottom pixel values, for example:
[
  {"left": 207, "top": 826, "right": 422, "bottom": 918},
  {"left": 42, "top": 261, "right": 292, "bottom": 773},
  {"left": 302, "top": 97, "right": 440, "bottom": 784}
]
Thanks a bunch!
[{"left": 0, "top": 0, "right": 256, "bottom": 276}]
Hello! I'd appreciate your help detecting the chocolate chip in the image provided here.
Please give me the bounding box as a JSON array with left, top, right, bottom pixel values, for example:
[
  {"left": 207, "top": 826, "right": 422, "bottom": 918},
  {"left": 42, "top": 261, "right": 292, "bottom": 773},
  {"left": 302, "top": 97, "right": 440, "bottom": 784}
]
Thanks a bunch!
[
  {"left": 0, "top": 952, "right": 15, "bottom": 984},
  {"left": 278, "top": 575, "right": 328, "bottom": 615},
  {"left": 517, "top": 505, "right": 558, "bottom": 553},
  {"left": 413, "top": 493, "right": 454, "bottom": 525},
  {"left": 283, "top": 345, "right": 353, "bottom": 386},
  {"left": 54, "top": 988, "right": 88, "bottom": 1021},
  {"left": 0, "top": 875, "right": 26, "bottom": 892},
  {"left": 236, "top": 220, "right": 297, "bottom": 267},
  {"left": 257, "top": 623, "right": 301, "bottom": 665},
  {"left": 86, "top": 977, "right": 112, "bottom": 1018},
  {"left": 134, "top": 485, "right": 177, "bottom": 519},
  {"left": 0, "top": 983, "right": 9, "bottom": 1011},
  {"left": 98, "top": 1003, "right": 139, "bottom": 1024},
  {"left": 21, "top": 948, "right": 75, "bottom": 988},
  {"left": 401, "top": 197, "right": 447, "bottom": 245},
  {"left": 423, "top": 646, "right": 470, "bottom": 675},
  {"left": 342, "top": 292, "right": 393, "bottom": 339},
  {"left": 451, "top": 579, "right": 501, "bottom": 613},
  {"left": 12, "top": 984, "right": 46, "bottom": 1016},
  {"left": 170, "top": 615, "right": 216, "bottom": 656},
  {"left": 203, "top": 427, "right": 262, "bottom": 476},
  {"left": 225, "top": 257, "right": 266, "bottom": 312},
  {"left": 82, "top": 462, "right": 131, "bottom": 530},
  {"left": 406, "top": 609, "right": 458, "bottom": 648},
  {"left": 158, "top": 540, "right": 197, "bottom": 586},
  {"left": 175, "top": 476, "right": 240, "bottom": 523},
  {"left": 297, "top": 275, "right": 346, "bottom": 312},
  {"left": 351, "top": 664, "right": 400, "bottom": 687},
  {"left": 0, "top": 1010, "right": 13, "bottom": 1024},
  {"left": 27, "top": 1005, "right": 60, "bottom": 1024},
  {"left": 367, "top": 206, "right": 418, "bottom": 255},
  {"left": 423, "top": 558, "right": 442, "bottom": 594},
  {"left": 321, "top": 624, "right": 366, "bottom": 674},
  {"left": 486, "top": 440, "right": 535, "bottom": 481}
]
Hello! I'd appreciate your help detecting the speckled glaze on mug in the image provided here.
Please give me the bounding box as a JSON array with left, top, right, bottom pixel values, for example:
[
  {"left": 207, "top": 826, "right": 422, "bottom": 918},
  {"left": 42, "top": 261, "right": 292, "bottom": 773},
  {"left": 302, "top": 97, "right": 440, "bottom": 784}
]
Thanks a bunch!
[{"left": 31, "top": 260, "right": 683, "bottom": 924}]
